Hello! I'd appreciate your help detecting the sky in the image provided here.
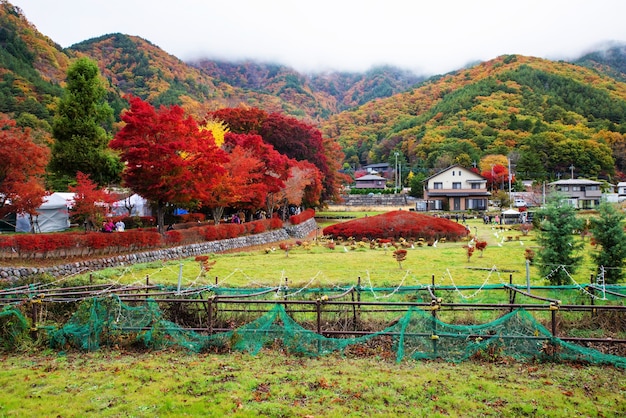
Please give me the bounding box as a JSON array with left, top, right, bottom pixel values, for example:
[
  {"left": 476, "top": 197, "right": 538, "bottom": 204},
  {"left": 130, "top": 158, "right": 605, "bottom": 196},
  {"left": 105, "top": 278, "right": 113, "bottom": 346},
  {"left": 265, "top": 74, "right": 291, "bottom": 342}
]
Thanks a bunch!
[{"left": 10, "top": 0, "right": 626, "bottom": 76}]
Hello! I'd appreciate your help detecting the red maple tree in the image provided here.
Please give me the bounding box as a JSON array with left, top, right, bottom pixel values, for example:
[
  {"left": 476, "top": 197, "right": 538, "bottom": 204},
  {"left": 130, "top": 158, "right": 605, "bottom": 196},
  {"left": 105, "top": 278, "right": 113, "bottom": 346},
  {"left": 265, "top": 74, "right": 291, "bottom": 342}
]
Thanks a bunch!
[
  {"left": 69, "top": 172, "right": 116, "bottom": 230},
  {"left": 110, "top": 97, "right": 227, "bottom": 233},
  {"left": 0, "top": 118, "right": 50, "bottom": 220},
  {"left": 209, "top": 107, "right": 346, "bottom": 203},
  {"left": 203, "top": 143, "right": 266, "bottom": 223},
  {"left": 223, "top": 132, "right": 290, "bottom": 218},
  {"left": 481, "top": 164, "right": 513, "bottom": 191}
]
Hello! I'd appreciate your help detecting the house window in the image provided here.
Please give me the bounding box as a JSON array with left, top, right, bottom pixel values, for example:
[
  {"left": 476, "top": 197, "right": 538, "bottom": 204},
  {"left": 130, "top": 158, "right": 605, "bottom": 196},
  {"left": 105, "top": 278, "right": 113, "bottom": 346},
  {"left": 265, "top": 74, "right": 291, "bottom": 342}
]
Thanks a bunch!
[
  {"left": 452, "top": 182, "right": 461, "bottom": 189},
  {"left": 572, "top": 186, "right": 581, "bottom": 192},
  {"left": 434, "top": 182, "right": 443, "bottom": 189},
  {"left": 559, "top": 186, "right": 569, "bottom": 192},
  {"left": 466, "top": 199, "right": 486, "bottom": 210},
  {"left": 471, "top": 183, "right": 481, "bottom": 189}
]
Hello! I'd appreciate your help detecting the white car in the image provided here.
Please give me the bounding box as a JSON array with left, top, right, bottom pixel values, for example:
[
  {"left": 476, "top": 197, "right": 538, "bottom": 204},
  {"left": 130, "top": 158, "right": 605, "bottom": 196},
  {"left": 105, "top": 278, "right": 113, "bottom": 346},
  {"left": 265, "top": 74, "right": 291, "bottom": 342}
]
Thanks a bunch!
[{"left": 514, "top": 199, "right": 528, "bottom": 207}]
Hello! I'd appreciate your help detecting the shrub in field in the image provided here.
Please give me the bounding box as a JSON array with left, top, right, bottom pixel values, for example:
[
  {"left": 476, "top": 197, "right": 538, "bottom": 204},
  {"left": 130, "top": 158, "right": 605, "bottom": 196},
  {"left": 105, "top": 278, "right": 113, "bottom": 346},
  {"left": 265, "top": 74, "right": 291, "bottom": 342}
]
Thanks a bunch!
[
  {"left": 475, "top": 240, "right": 487, "bottom": 257},
  {"left": 393, "top": 248, "right": 407, "bottom": 269},
  {"left": 464, "top": 245, "right": 475, "bottom": 262},
  {"left": 322, "top": 210, "right": 468, "bottom": 241},
  {"left": 279, "top": 242, "right": 291, "bottom": 257}
]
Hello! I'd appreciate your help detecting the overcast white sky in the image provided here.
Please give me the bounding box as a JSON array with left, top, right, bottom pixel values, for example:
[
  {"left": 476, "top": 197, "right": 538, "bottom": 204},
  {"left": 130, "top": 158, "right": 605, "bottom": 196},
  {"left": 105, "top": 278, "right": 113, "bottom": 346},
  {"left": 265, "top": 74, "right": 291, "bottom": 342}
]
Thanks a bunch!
[{"left": 10, "top": 0, "right": 626, "bottom": 76}]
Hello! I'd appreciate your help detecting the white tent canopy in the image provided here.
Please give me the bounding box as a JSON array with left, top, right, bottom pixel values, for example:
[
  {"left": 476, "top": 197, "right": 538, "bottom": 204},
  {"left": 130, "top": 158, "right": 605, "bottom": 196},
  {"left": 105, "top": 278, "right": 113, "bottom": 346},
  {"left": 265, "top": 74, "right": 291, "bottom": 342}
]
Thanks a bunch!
[
  {"left": 501, "top": 208, "right": 523, "bottom": 225},
  {"left": 111, "top": 193, "right": 151, "bottom": 217},
  {"left": 16, "top": 192, "right": 70, "bottom": 233}
]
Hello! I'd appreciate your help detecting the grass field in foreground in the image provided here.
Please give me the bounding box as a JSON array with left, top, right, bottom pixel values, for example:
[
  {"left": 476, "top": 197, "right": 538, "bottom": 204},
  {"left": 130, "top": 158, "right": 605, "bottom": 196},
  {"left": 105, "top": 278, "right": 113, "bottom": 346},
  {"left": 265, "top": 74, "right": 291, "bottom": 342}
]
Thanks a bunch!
[{"left": 1, "top": 349, "right": 624, "bottom": 417}]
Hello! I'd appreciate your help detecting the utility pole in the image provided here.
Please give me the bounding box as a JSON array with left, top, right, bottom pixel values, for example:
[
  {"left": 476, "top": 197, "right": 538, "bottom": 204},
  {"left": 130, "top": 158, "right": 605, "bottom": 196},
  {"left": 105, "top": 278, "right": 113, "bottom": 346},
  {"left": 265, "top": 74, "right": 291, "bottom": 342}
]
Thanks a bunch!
[
  {"left": 508, "top": 157, "right": 512, "bottom": 209},
  {"left": 394, "top": 152, "right": 399, "bottom": 194}
]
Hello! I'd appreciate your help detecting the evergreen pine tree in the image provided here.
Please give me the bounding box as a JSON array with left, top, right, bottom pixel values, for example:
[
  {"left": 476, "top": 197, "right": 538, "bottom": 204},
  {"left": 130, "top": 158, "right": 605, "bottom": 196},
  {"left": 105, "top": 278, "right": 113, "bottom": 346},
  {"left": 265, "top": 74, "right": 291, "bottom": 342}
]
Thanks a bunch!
[
  {"left": 590, "top": 202, "right": 626, "bottom": 284},
  {"left": 49, "top": 57, "right": 122, "bottom": 189},
  {"left": 535, "top": 196, "right": 583, "bottom": 285}
]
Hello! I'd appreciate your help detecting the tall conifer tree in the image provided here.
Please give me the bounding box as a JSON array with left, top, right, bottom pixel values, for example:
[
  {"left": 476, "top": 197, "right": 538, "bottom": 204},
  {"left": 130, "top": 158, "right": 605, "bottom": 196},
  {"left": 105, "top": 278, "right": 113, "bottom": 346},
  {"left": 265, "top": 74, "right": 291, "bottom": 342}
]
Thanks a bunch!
[{"left": 50, "top": 57, "right": 122, "bottom": 189}]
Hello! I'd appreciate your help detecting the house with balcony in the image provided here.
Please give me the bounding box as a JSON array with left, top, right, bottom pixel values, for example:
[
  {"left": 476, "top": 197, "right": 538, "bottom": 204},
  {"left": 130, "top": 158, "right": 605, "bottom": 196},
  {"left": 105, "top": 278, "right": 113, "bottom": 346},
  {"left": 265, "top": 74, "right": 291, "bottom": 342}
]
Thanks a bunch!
[
  {"left": 548, "top": 179, "right": 602, "bottom": 209},
  {"left": 423, "top": 165, "right": 490, "bottom": 211}
]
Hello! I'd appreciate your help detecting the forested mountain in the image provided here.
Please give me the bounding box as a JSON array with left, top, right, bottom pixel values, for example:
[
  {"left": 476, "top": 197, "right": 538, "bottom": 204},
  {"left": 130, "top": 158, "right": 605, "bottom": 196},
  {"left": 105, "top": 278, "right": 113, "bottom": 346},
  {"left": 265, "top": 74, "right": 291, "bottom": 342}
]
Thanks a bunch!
[
  {"left": 0, "top": 1, "right": 67, "bottom": 131},
  {"left": 321, "top": 54, "right": 626, "bottom": 181},
  {"left": 5, "top": 0, "right": 626, "bottom": 184},
  {"left": 575, "top": 44, "right": 626, "bottom": 83},
  {"left": 0, "top": 2, "right": 422, "bottom": 126},
  {"left": 193, "top": 59, "right": 423, "bottom": 117}
]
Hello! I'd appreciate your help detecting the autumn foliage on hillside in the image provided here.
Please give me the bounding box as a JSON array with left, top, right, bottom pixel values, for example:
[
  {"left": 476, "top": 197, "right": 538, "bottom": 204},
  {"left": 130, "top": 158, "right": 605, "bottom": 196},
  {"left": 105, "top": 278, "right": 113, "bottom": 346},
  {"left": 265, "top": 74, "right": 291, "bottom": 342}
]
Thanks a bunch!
[{"left": 322, "top": 211, "right": 468, "bottom": 241}]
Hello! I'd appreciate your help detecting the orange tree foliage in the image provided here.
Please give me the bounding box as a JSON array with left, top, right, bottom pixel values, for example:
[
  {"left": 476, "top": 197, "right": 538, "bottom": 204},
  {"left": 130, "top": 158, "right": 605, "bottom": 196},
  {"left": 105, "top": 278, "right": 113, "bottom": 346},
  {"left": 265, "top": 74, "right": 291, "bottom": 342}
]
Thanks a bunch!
[
  {"left": 0, "top": 118, "right": 50, "bottom": 218},
  {"left": 481, "top": 164, "right": 511, "bottom": 191},
  {"left": 208, "top": 107, "right": 337, "bottom": 203},
  {"left": 223, "top": 132, "right": 290, "bottom": 218},
  {"left": 203, "top": 141, "right": 266, "bottom": 223},
  {"left": 322, "top": 211, "right": 468, "bottom": 241},
  {"left": 277, "top": 160, "right": 323, "bottom": 210},
  {"left": 110, "top": 97, "right": 228, "bottom": 233}
]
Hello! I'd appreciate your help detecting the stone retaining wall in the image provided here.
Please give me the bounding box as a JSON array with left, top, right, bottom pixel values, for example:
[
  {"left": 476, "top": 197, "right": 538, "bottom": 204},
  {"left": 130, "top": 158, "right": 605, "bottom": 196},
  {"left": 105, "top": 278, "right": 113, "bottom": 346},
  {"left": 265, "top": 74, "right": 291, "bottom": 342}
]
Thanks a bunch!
[
  {"left": 0, "top": 218, "right": 317, "bottom": 282},
  {"left": 337, "top": 194, "right": 412, "bottom": 206}
]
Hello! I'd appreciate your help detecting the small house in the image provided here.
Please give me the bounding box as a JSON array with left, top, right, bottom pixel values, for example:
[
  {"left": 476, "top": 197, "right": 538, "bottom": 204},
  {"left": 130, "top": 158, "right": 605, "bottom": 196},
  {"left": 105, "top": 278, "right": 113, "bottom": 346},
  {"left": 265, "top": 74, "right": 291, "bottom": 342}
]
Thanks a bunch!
[
  {"left": 354, "top": 174, "right": 386, "bottom": 189},
  {"left": 548, "top": 179, "right": 602, "bottom": 209},
  {"left": 423, "top": 165, "right": 490, "bottom": 211}
]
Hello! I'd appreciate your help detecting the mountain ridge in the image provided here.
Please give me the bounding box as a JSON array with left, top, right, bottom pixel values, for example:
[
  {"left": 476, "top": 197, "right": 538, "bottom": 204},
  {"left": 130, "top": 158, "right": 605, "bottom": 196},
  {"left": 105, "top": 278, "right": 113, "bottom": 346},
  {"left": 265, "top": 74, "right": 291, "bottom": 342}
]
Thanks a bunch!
[{"left": 4, "top": 0, "right": 626, "bottom": 182}]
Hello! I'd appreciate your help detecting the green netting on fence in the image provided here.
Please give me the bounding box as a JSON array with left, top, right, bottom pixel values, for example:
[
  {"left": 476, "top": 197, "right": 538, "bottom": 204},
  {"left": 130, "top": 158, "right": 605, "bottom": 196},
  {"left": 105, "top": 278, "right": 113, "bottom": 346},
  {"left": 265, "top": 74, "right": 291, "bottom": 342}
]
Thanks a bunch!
[
  {"left": 0, "top": 305, "right": 29, "bottom": 350},
  {"left": 156, "top": 284, "right": 626, "bottom": 305},
  {"left": 40, "top": 296, "right": 626, "bottom": 368}
]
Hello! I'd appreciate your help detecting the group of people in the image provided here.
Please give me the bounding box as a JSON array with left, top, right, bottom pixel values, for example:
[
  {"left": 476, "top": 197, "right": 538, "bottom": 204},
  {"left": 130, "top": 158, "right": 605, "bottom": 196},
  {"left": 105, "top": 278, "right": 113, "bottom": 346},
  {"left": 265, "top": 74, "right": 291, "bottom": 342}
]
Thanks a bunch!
[
  {"left": 482, "top": 214, "right": 501, "bottom": 224},
  {"left": 102, "top": 219, "right": 125, "bottom": 232}
]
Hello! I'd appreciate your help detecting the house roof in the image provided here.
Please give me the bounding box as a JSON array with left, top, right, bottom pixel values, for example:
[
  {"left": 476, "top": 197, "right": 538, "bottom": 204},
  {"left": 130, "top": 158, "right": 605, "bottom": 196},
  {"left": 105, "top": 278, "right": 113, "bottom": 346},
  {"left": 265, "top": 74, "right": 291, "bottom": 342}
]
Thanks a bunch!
[
  {"left": 355, "top": 174, "right": 386, "bottom": 181},
  {"left": 427, "top": 191, "right": 491, "bottom": 197},
  {"left": 548, "top": 179, "right": 601, "bottom": 186},
  {"left": 363, "top": 163, "right": 390, "bottom": 169},
  {"left": 424, "top": 164, "right": 486, "bottom": 181}
]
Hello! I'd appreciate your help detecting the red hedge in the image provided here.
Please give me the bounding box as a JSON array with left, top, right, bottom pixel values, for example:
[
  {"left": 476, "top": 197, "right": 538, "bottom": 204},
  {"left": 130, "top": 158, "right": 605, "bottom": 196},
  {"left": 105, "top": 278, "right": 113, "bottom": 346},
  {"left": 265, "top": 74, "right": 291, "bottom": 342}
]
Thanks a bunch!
[
  {"left": 289, "top": 209, "right": 315, "bottom": 225},
  {"left": 0, "top": 217, "right": 284, "bottom": 260},
  {"left": 322, "top": 211, "right": 468, "bottom": 241}
]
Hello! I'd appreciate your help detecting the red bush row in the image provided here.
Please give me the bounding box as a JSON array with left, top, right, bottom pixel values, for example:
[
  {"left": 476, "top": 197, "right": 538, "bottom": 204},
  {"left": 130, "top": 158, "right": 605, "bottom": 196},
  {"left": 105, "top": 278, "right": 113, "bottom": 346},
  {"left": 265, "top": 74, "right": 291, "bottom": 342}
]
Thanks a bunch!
[
  {"left": 0, "top": 229, "right": 162, "bottom": 257},
  {"left": 289, "top": 209, "right": 315, "bottom": 225},
  {"left": 0, "top": 217, "right": 284, "bottom": 259},
  {"left": 322, "top": 211, "right": 468, "bottom": 241}
]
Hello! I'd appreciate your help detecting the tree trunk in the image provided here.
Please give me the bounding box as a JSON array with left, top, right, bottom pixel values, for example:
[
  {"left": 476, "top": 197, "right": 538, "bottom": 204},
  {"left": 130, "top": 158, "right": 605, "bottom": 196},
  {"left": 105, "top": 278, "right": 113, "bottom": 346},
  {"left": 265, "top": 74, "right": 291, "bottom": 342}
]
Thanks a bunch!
[
  {"left": 211, "top": 207, "right": 224, "bottom": 224},
  {"left": 156, "top": 201, "right": 166, "bottom": 235}
]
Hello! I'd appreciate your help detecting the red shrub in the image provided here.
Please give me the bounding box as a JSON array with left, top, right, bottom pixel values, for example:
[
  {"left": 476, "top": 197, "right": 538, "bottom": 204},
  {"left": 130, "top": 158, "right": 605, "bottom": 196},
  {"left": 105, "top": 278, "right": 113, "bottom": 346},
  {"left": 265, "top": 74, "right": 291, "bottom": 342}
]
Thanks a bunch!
[
  {"left": 251, "top": 220, "right": 267, "bottom": 234},
  {"left": 165, "top": 230, "right": 183, "bottom": 245},
  {"left": 323, "top": 211, "right": 468, "bottom": 241},
  {"left": 289, "top": 208, "right": 315, "bottom": 225},
  {"left": 180, "top": 213, "right": 205, "bottom": 223},
  {"left": 0, "top": 236, "right": 15, "bottom": 250},
  {"left": 270, "top": 216, "right": 283, "bottom": 229}
]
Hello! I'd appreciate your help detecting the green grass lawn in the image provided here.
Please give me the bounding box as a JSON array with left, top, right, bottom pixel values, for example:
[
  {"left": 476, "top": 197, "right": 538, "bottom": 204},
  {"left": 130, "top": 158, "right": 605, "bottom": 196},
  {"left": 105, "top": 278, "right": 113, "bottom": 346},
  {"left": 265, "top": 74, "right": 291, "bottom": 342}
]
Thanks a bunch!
[
  {"left": 85, "top": 217, "right": 598, "bottom": 291},
  {"left": 1, "top": 349, "right": 624, "bottom": 417}
]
